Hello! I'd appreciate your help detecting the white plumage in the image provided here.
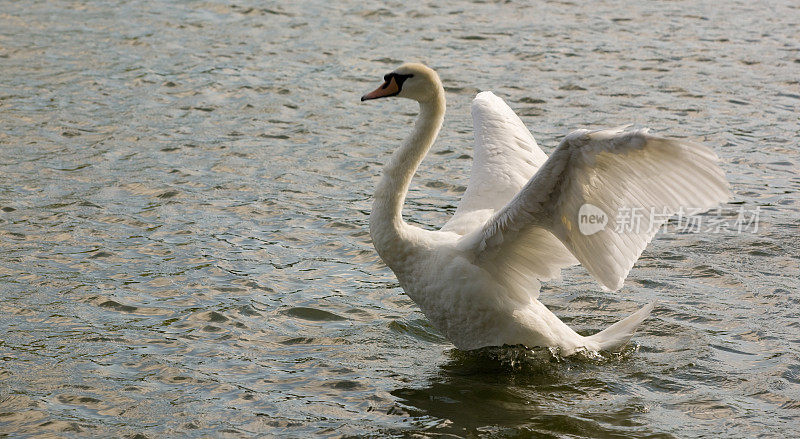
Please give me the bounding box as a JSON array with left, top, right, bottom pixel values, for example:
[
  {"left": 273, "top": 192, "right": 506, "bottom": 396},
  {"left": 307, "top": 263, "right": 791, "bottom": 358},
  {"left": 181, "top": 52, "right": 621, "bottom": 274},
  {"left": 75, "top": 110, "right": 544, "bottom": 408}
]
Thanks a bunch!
[{"left": 361, "top": 63, "right": 729, "bottom": 355}]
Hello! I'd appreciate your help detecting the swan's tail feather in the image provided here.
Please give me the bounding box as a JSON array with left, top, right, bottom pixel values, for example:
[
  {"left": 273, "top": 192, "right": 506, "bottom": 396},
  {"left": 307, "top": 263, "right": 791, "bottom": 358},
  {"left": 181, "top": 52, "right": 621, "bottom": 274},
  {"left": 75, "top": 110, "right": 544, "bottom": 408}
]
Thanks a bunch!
[{"left": 586, "top": 302, "right": 654, "bottom": 351}]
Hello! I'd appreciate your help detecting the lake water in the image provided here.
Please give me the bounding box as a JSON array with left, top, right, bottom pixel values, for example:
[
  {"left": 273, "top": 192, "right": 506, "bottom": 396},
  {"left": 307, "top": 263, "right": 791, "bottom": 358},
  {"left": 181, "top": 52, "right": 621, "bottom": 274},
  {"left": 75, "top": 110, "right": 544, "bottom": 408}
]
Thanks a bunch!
[{"left": 1, "top": 0, "right": 799, "bottom": 437}]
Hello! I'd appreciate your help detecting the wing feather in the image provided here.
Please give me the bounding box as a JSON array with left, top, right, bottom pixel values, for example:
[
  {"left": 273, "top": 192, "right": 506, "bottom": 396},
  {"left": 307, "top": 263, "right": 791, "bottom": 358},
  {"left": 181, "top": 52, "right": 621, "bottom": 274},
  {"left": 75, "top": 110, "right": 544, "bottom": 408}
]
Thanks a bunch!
[
  {"left": 459, "top": 127, "right": 730, "bottom": 293},
  {"left": 442, "top": 91, "right": 548, "bottom": 235}
]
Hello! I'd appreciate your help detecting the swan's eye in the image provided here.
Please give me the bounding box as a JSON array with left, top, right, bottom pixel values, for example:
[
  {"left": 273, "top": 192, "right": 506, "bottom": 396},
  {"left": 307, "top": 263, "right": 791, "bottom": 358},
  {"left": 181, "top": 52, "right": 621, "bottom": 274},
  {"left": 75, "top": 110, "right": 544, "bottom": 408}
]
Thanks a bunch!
[
  {"left": 381, "top": 72, "right": 412, "bottom": 90},
  {"left": 384, "top": 73, "right": 414, "bottom": 83},
  {"left": 393, "top": 73, "right": 413, "bottom": 90}
]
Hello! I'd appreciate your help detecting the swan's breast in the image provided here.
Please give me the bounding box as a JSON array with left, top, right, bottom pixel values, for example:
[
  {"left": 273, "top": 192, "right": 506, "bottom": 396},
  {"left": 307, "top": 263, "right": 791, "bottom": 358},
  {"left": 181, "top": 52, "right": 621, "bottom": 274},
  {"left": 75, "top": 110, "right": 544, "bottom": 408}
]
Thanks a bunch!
[{"left": 396, "top": 250, "right": 520, "bottom": 349}]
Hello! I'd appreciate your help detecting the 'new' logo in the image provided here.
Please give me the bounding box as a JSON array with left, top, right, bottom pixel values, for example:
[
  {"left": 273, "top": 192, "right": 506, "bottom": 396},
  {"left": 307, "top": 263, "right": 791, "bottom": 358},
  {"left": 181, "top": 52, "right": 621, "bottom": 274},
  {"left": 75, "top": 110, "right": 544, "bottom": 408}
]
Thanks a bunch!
[{"left": 578, "top": 204, "right": 608, "bottom": 235}]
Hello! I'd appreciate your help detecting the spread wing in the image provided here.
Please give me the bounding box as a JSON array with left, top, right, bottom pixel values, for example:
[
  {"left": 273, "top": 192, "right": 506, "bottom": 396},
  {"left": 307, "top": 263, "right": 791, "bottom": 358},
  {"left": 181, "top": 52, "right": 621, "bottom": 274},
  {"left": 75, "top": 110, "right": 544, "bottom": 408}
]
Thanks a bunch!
[
  {"left": 458, "top": 126, "right": 730, "bottom": 299},
  {"left": 442, "top": 91, "right": 549, "bottom": 235}
]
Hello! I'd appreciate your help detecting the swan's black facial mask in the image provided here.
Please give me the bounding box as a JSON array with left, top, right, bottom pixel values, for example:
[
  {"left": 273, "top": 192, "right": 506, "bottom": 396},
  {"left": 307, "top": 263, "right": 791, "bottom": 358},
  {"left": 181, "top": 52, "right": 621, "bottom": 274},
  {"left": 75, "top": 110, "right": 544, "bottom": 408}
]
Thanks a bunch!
[{"left": 361, "top": 73, "right": 414, "bottom": 101}]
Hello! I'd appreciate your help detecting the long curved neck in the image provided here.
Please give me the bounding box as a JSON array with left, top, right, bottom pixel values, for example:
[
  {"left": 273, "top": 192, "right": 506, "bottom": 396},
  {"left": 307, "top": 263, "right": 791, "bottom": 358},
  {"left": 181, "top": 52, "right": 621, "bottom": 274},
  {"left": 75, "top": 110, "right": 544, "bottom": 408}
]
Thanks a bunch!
[{"left": 370, "top": 93, "right": 446, "bottom": 260}]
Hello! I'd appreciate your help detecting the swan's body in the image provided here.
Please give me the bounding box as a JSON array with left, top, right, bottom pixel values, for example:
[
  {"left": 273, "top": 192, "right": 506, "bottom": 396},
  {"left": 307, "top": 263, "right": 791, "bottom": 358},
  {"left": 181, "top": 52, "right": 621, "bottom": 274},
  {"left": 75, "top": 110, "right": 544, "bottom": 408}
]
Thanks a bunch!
[{"left": 361, "top": 63, "right": 729, "bottom": 355}]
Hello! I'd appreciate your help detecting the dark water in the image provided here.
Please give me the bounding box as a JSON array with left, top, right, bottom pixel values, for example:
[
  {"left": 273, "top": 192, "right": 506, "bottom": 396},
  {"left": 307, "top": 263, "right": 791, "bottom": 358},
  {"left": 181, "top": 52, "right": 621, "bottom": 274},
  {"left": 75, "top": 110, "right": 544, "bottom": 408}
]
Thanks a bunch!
[{"left": 1, "top": 0, "right": 799, "bottom": 437}]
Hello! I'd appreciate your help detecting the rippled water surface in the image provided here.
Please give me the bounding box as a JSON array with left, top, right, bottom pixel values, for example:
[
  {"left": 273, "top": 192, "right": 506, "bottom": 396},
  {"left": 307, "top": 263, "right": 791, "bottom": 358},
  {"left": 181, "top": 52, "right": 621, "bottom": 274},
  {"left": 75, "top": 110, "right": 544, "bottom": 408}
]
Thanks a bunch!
[{"left": 2, "top": 0, "right": 799, "bottom": 437}]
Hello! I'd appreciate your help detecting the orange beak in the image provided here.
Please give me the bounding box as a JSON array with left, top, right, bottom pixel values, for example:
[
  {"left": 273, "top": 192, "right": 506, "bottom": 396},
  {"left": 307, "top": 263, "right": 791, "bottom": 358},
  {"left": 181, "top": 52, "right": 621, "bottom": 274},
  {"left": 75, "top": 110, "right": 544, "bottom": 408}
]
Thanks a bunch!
[{"left": 361, "top": 76, "right": 400, "bottom": 101}]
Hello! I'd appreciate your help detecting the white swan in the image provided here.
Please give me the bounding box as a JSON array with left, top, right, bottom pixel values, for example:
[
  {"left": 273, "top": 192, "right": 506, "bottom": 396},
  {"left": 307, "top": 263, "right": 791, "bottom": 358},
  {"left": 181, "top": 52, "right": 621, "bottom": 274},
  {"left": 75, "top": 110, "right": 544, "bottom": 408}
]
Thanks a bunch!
[{"left": 360, "top": 63, "right": 729, "bottom": 355}]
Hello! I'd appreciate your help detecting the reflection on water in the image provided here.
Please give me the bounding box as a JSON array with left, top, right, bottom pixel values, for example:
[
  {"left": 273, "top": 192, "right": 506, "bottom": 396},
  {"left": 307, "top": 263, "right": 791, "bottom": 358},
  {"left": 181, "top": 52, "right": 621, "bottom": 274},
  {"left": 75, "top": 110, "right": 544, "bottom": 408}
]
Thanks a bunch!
[
  {"left": 389, "top": 346, "right": 673, "bottom": 437},
  {"left": 1, "top": 0, "right": 799, "bottom": 437}
]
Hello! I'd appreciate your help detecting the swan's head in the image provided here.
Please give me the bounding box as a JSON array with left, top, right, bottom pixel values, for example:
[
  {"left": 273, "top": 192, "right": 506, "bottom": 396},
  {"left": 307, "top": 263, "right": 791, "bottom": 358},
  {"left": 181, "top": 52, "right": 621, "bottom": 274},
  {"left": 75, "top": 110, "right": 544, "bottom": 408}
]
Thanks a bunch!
[{"left": 361, "top": 63, "right": 442, "bottom": 103}]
